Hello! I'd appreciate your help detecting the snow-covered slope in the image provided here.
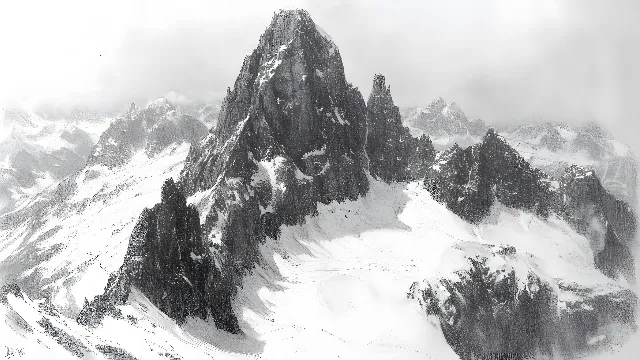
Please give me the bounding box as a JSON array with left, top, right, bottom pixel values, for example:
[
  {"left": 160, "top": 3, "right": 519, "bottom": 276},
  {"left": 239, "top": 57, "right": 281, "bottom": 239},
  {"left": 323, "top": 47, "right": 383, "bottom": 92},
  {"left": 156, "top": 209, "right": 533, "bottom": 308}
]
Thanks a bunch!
[
  {"left": 500, "top": 122, "right": 637, "bottom": 206},
  {"left": 0, "top": 108, "right": 110, "bottom": 215},
  {"left": 1, "top": 179, "right": 632, "bottom": 359},
  {"left": 0, "top": 144, "right": 190, "bottom": 312}
]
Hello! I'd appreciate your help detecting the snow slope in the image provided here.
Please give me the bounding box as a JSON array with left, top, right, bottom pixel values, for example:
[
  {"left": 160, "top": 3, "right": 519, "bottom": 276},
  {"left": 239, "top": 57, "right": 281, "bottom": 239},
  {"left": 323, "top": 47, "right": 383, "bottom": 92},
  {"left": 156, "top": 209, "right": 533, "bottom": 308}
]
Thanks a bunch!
[
  {"left": 0, "top": 107, "right": 110, "bottom": 214},
  {"left": 0, "top": 144, "right": 190, "bottom": 314},
  {"left": 2, "top": 177, "right": 631, "bottom": 359}
]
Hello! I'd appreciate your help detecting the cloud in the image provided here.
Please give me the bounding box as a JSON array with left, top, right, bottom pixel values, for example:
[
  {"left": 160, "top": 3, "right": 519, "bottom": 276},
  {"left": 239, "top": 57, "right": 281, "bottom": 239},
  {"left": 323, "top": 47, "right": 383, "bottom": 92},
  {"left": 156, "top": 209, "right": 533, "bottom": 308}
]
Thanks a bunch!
[{"left": 1, "top": 0, "right": 638, "bottom": 151}]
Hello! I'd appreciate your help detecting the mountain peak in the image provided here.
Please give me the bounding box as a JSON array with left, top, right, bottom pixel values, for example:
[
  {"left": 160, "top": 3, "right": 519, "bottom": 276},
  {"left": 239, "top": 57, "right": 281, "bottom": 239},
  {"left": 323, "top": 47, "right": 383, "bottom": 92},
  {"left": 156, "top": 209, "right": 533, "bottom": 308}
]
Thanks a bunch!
[
  {"left": 373, "top": 74, "right": 386, "bottom": 88},
  {"left": 146, "top": 97, "right": 176, "bottom": 112},
  {"left": 427, "top": 97, "right": 447, "bottom": 114},
  {"left": 370, "top": 74, "right": 391, "bottom": 99}
]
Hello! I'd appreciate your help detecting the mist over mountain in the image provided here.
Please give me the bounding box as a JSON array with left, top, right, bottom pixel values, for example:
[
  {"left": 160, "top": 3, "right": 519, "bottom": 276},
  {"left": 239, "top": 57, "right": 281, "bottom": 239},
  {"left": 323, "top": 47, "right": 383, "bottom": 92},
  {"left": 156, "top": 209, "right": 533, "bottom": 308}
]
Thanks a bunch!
[{"left": 0, "top": 7, "right": 638, "bottom": 360}]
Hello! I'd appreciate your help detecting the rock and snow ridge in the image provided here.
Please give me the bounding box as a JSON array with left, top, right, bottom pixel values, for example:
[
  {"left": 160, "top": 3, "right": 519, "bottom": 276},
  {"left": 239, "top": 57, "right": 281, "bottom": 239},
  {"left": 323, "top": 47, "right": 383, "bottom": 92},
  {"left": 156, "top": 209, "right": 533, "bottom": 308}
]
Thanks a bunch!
[
  {"left": 88, "top": 98, "right": 207, "bottom": 168},
  {"left": 83, "top": 8, "right": 371, "bottom": 333},
  {"left": 0, "top": 7, "right": 638, "bottom": 360},
  {"left": 502, "top": 121, "right": 638, "bottom": 207},
  {"left": 0, "top": 98, "right": 206, "bottom": 314},
  {"left": 403, "top": 102, "right": 637, "bottom": 207},
  {"left": 0, "top": 107, "right": 111, "bottom": 215}
]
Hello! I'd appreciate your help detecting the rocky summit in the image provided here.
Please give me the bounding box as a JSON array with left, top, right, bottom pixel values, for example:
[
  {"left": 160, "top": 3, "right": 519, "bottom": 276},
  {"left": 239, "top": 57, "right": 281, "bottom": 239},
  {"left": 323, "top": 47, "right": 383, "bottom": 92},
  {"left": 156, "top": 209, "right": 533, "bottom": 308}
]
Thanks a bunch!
[
  {"left": 178, "top": 9, "right": 370, "bottom": 271},
  {"left": 366, "top": 74, "right": 413, "bottom": 182},
  {"left": 426, "top": 129, "right": 552, "bottom": 223},
  {"left": 80, "top": 9, "right": 371, "bottom": 333}
]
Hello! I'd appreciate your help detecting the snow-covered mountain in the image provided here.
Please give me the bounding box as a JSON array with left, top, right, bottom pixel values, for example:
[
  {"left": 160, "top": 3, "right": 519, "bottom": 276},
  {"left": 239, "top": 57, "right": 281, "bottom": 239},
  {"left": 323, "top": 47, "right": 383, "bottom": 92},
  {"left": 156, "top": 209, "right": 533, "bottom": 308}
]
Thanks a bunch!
[
  {"left": 0, "top": 98, "right": 206, "bottom": 308},
  {"left": 177, "top": 103, "right": 221, "bottom": 129},
  {"left": 0, "top": 8, "right": 637, "bottom": 360},
  {"left": 500, "top": 122, "right": 637, "bottom": 207},
  {"left": 401, "top": 98, "right": 488, "bottom": 150},
  {"left": 403, "top": 102, "right": 637, "bottom": 207},
  {"left": 0, "top": 108, "right": 110, "bottom": 215}
]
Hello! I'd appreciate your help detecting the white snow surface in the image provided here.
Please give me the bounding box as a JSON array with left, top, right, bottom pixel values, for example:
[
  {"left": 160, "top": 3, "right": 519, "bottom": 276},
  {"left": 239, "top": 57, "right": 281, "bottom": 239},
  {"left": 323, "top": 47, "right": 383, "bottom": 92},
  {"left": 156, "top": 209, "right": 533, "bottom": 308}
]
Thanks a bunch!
[
  {"left": 1, "top": 176, "right": 633, "bottom": 359},
  {"left": 0, "top": 144, "right": 190, "bottom": 315}
]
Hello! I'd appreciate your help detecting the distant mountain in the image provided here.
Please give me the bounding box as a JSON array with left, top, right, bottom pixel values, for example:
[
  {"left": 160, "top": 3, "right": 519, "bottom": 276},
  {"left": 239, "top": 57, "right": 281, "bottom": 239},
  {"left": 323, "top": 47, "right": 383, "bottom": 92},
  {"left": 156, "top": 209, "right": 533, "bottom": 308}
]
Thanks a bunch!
[
  {"left": 174, "top": 102, "right": 220, "bottom": 129},
  {"left": 401, "top": 98, "right": 488, "bottom": 150},
  {"left": 0, "top": 98, "right": 206, "bottom": 316},
  {"left": 402, "top": 102, "right": 637, "bottom": 207},
  {"left": 88, "top": 98, "right": 207, "bottom": 168},
  {"left": 0, "top": 108, "right": 110, "bottom": 215},
  {"left": 500, "top": 122, "right": 637, "bottom": 206}
]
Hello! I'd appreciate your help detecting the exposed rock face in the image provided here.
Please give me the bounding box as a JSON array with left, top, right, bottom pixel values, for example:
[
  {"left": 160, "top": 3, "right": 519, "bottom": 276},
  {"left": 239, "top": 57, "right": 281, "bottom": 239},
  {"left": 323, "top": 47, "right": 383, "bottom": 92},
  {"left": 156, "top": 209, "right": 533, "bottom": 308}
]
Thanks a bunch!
[
  {"left": 426, "top": 132, "right": 636, "bottom": 281},
  {"left": 365, "top": 74, "right": 413, "bottom": 182},
  {"left": 408, "top": 250, "right": 636, "bottom": 360},
  {"left": 426, "top": 129, "right": 552, "bottom": 223},
  {"left": 179, "top": 9, "right": 369, "bottom": 273},
  {"left": 78, "top": 179, "right": 239, "bottom": 333},
  {"left": 557, "top": 165, "right": 636, "bottom": 282},
  {"left": 89, "top": 99, "right": 207, "bottom": 167},
  {"left": 80, "top": 9, "right": 369, "bottom": 333},
  {"left": 407, "top": 134, "right": 436, "bottom": 180}
]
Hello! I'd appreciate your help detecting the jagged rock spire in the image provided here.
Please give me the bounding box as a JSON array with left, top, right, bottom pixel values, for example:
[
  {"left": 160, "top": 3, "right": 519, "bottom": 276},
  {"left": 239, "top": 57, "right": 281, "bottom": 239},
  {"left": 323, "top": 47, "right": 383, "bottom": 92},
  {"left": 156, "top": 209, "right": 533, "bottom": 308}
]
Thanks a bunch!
[
  {"left": 371, "top": 74, "right": 391, "bottom": 97},
  {"left": 182, "top": 8, "right": 368, "bottom": 198},
  {"left": 83, "top": 9, "right": 370, "bottom": 333},
  {"left": 366, "top": 74, "right": 412, "bottom": 182}
]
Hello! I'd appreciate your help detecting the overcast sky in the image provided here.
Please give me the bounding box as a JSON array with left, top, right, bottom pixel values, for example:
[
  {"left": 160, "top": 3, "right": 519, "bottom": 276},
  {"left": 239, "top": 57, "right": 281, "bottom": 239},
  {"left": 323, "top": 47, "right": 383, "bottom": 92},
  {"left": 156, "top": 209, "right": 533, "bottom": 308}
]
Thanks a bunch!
[{"left": 1, "top": 0, "right": 639, "bottom": 147}]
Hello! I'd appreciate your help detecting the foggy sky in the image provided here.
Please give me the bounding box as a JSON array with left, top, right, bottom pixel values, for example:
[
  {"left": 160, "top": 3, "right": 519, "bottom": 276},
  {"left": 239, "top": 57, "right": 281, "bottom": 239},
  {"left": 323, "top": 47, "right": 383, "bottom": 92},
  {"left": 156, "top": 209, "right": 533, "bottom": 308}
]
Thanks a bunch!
[{"left": 1, "top": 0, "right": 639, "bottom": 149}]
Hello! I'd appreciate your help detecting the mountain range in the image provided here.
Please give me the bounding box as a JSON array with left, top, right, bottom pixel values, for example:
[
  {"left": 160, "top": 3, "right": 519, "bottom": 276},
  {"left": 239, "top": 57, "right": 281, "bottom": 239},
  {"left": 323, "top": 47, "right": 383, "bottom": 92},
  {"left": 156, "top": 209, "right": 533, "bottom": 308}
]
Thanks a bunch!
[{"left": 0, "top": 9, "right": 637, "bottom": 360}]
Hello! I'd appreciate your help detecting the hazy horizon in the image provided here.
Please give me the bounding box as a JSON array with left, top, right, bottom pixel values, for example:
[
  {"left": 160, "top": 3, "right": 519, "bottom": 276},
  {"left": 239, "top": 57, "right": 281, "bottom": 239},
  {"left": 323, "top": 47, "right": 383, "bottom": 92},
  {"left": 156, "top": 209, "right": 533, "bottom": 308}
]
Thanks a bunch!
[{"left": 1, "top": 0, "right": 639, "bottom": 151}]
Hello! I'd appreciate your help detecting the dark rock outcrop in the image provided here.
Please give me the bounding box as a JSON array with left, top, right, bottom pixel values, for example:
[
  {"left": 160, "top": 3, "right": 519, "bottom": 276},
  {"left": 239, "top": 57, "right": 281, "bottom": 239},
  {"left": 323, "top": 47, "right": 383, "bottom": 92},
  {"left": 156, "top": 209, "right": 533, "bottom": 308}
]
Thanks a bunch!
[
  {"left": 365, "top": 74, "right": 413, "bottom": 182},
  {"left": 556, "top": 165, "right": 636, "bottom": 282},
  {"left": 426, "top": 129, "right": 552, "bottom": 223},
  {"left": 408, "top": 254, "right": 636, "bottom": 360},
  {"left": 78, "top": 179, "right": 239, "bottom": 332},
  {"left": 407, "top": 134, "right": 436, "bottom": 180}
]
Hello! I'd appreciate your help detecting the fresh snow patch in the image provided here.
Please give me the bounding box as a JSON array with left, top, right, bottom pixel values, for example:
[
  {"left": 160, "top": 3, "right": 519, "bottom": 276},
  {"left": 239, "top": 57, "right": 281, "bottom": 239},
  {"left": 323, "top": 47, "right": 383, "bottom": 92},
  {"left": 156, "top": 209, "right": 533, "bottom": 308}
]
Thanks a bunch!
[
  {"left": 295, "top": 168, "right": 313, "bottom": 181},
  {"left": 334, "top": 107, "right": 349, "bottom": 125},
  {"left": 557, "top": 126, "right": 577, "bottom": 142},
  {"left": 302, "top": 145, "right": 326, "bottom": 159}
]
